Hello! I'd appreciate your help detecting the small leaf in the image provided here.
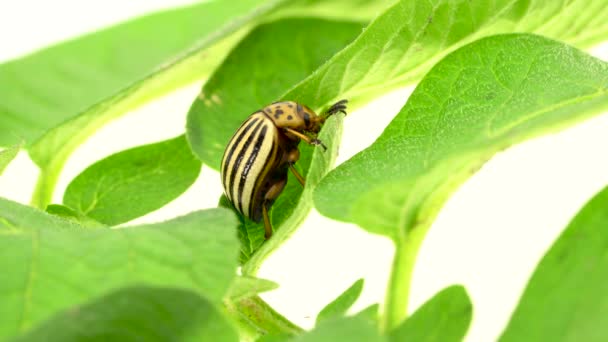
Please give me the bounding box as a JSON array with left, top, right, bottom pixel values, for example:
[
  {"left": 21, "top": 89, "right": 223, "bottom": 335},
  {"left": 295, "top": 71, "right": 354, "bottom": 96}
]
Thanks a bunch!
[
  {"left": 45, "top": 204, "right": 106, "bottom": 228},
  {"left": 63, "top": 135, "right": 201, "bottom": 225},
  {"left": 316, "top": 279, "right": 364, "bottom": 324},
  {"left": 500, "top": 186, "right": 608, "bottom": 342},
  {"left": 15, "top": 286, "right": 238, "bottom": 342},
  {"left": 227, "top": 276, "right": 279, "bottom": 301},
  {"left": 293, "top": 315, "right": 385, "bottom": 342},
  {"left": 0, "top": 144, "right": 20, "bottom": 176},
  {"left": 354, "top": 304, "right": 380, "bottom": 325},
  {"left": 315, "top": 34, "right": 608, "bottom": 238},
  {"left": 390, "top": 285, "right": 472, "bottom": 342},
  {"left": 0, "top": 197, "right": 239, "bottom": 339}
]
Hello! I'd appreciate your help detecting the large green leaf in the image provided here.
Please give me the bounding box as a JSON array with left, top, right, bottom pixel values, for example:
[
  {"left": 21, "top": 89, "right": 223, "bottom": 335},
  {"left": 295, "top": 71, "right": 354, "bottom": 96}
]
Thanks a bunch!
[
  {"left": 63, "top": 135, "right": 201, "bottom": 225},
  {"left": 316, "top": 279, "right": 364, "bottom": 324},
  {"left": 500, "top": 186, "right": 608, "bottom": 341},
  {"left": 390, "top": 286, "right": 472, "bottom": 342},
  {"left": 0, "top": 198, "right": 239, "bottom": 339},
  {"left": 0, "top": 0, "right": 283, "bottom": 148},
  {"left": 283, "top": 0, "right": 608, "bottom": 111},
  {"left": 15, "top": 287, "right": 238, "bottom": 342},
  {"left": 315, "top": 34, "right": 608, "bottom": 237},
  {"left": 15, "top": 0, "right": 288, "bottom": 208},
  {"left": 269, "top": 0, "right": 395, "bottom": 22},
  {"left": 314, "top": 33, "right": 608, "bottom": 329}
]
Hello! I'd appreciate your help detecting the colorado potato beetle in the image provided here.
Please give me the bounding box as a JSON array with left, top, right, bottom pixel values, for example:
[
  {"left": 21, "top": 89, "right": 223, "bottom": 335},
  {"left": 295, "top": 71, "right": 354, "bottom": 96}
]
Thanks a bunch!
[{"left": 220, "top": 100, "right": 348, "bottom": 239}]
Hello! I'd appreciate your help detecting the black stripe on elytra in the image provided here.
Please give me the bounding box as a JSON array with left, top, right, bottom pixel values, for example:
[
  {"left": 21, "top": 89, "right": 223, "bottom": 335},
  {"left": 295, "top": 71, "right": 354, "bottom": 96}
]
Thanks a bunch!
[
  {"left": 237, "top": 124, "right": 269, "bottom": 214},
  {"left": 227, "top": 119, "right": 264, "bottom": 203},
  {"left": 249, "top": 128, "right": 278, "bottom": 217},
  {"left": 222, "top": 117, "right": 259, "bottom": 190}
]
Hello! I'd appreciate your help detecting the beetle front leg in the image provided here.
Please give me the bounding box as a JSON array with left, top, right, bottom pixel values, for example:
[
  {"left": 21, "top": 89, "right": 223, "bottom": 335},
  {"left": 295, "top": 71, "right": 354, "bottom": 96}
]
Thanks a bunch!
[{"left": 283, "top": 128, "right": 327, "bottom": 151}]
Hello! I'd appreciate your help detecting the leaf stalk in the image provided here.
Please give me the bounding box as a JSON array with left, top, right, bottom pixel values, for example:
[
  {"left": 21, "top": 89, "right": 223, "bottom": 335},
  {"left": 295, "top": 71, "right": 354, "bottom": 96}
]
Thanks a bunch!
[{"left": 382, "top": 226, "right": 427, "bottom": 332}]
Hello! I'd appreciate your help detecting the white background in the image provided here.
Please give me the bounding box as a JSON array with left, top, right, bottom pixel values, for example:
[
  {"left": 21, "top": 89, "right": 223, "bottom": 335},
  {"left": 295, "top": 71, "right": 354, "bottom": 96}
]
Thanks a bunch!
[{"left": 1, "top": 1, "right": 608, "bottom": 341}]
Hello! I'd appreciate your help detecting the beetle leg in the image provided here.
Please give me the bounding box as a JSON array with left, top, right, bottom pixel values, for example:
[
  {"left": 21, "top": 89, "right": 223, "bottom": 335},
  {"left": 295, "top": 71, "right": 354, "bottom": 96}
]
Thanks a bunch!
[
  {"left": 288, "top": 163, "right": 306, "bottom": 187},
  {"left": 283, "top": 128, "right": 327, "bottom": 151},
  {"left": 262, "top": 203, "right": 272, "bottom": 239},
  {"left": 285, "top": 149, "right": 306, "bottom": 187},
  {"left": 261, "top": 178, "right": 287, "bottom": 239}
]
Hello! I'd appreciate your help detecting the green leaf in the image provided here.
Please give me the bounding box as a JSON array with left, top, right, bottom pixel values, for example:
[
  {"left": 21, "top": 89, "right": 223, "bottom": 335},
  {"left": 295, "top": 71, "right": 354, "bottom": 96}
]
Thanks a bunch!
[
  {"left": 187, "top": 18, "right": 362, "bottom": 167},
  {"left": 284, "top": 0, "right": 608, "bottom": 112},
  {"left": 257, "top": 334, "right": 291, "bottom": 342},
  {"left": 0, "top": 144, "right": 20, "bottom": 176},
  {"left": 292, "top": 315, "right": 385, "bottom": 342},
  {"left": 315, "top": 34, "right": 608, "bottom": 237},
  {"left": 0, "top": 197, "right": 239, "bottom": 339},
  {"left": 314, "top": 33, "right": 608, "bottom": 329},
  {"left": 270, "top": 0, "right": 395, "bottom": 22},
  {"left": 227, "top": 276, "right": 279, "bottom": 301},
  {"left": 63, "top": 135, "right": 201, "bottom": 225},
  {"left": 316, "top": 279, "right": 364, "bottom": 324},
  {"left": 390, "top": 285, "right": 472, "bottom": 342},
  {"left": 500, "top": 186, "right": 608, "bottom": 342},
  {"left": 355, "top": 304, "right": 380, "bottom": 325},
  {"left": 18, "top": 0, "right": 288, "bottom": 209},
  {"left": 15, "top": 286, "right": 238, "bottom": 342},
  {"left": 45, "top": 204, "right": 106, "bottom": 228},
  {"left": 0, "top": 0, "right": 284, "bottom": 148},
  {"left": 255, "top": 303, "right": 382, "bottom": 342}
]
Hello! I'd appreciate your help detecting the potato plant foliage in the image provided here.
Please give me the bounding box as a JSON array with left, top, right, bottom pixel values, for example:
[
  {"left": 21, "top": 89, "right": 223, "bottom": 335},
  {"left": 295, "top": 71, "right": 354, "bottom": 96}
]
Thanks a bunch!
[{"left": 1, "top": 0, "right": 608, "bottom": 341}]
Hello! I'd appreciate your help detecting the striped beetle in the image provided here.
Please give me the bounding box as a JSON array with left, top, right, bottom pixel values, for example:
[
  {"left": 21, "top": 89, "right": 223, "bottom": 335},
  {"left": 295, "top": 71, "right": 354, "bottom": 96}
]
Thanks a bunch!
[{"left": 220, "top": 100, "right": 348, "bottom": 239}]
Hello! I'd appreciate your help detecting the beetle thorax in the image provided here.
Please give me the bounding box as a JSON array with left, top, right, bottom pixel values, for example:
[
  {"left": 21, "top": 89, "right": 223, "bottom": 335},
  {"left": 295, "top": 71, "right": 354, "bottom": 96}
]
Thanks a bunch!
[{"left": 263, "top": 101, "right": 321, "bottom": 133}]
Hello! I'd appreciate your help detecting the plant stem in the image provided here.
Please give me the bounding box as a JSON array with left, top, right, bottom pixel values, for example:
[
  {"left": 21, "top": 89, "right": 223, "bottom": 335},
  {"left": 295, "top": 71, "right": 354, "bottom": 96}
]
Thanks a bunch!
[
  {"left": 31, "top": 167, "right": 60, "bottom": 209},
  {"left": 382, "top": 226, "right": 427, "bottom": 332}
]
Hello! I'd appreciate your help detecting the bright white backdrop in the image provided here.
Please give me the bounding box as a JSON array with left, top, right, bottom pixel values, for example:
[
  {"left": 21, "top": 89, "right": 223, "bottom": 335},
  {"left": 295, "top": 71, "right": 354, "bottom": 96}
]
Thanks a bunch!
[{"left": 1, "top": 1, "right": 608, "bottom": 341}]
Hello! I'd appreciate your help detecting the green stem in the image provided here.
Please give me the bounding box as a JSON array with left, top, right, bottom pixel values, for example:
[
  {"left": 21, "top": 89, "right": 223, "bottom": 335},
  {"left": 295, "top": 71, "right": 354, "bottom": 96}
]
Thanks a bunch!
[
  {"left": 31, "top": 166, "right": 61, "bottom": 210},
  {"left": 382, "top": 226, "right": 427, "bottom": 332},
  {"left": 225, "top": 295, "right": 303, "bottom": 340}
]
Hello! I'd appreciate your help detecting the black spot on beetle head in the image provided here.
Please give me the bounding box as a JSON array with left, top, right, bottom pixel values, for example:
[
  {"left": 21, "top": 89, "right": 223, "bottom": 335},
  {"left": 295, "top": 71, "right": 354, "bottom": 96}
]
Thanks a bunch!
[{"left": 287, "top": 115, "right": 293, "bottom": 120}]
